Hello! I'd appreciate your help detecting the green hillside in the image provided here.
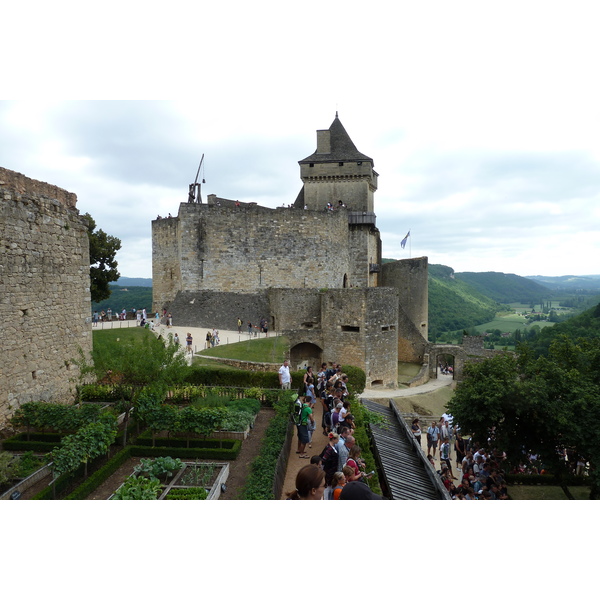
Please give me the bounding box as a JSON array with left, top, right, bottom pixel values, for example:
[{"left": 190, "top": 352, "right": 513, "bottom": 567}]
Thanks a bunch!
[
  {"left": 428, "top": 264, "right": 500, "bottom": 338},
  {"left": 454, "top": 271, "right": 550, "bottom": 303},
  {"left": 525, "top": 302, "right": 600, "bottom": 356},
  {"left": 91, "top": 285, "right": 153, "bottom": 314}
]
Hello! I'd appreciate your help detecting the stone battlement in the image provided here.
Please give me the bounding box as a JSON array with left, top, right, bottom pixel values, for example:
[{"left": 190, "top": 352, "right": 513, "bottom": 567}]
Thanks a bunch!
[{"left": 0, "top": 166, "right": 78, "bottom": 209}]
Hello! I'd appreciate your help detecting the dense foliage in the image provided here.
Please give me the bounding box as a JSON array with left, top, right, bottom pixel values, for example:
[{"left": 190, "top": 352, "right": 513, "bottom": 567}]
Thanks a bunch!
[
  {"left": 240, "top": 392, "right": 296, "bottom": 499},
  {"left": 82, "top": 213, "right": 121, "bottom": 304},
  {"left": 454, "top": 270, "right": 550, "bottom": 304},
  {"left": 51, "top": 415, "right": 118, "bottom": 478},
  {"left": 91, "top": 285, "right": 153, "bottom": 314},
  {"left": 10, "top": 402, "right": 106, "bottom": 434},
  {"left": 447, "top": 336, "right": 600, "bottom": 498},
  {"left": 522, "top": 302, "right": 600, "bottom": 357},
  {"left": 428, "top": 264, "right": 500, "bottom": 337}
]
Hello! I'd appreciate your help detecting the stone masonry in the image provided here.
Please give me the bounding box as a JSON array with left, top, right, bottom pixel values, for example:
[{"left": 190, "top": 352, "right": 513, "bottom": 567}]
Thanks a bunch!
[
  {"left": 0, "top": 167, "right": 92, "bottom": 426},
  {"left": 152, "top": 115, "right": 430, "bottom": 387}
]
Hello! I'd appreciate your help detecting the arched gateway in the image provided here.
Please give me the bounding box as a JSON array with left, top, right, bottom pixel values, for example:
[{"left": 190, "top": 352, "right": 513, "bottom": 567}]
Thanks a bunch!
[{"left": 290, "top": 342, "right": 323, "bottom": 371}]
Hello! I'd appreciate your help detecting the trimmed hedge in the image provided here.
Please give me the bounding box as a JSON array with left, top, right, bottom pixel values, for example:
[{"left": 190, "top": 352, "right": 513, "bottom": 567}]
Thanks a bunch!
[
  {"left": 3, "top": 433, "right": 64, "bottom": 452},
  {"left": 240, "top": 406, "right": 290, "bottom": 500},
  {"left": 38, "top": 442, "right": 242, "bottom": 500},
  {"left": 77, "top": 384, "right": 135, "bottom": 403},
  {"left": 345, "top": 396, "right": 382, "bottom": 495},
  {"left": 185, "top": 366, "right": 305, "bottom": 392},
  {"left": 341, "top": 365, "right": 366, "bottom": 395}
]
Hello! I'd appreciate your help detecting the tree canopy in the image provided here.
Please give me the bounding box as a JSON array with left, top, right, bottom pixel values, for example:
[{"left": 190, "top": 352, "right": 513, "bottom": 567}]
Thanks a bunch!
[
  {"left": 447, "top": 335, "right": 600, "bottom": 498},
  {"left": 83, "top": 212, "right": 121, "bottom": 303}
]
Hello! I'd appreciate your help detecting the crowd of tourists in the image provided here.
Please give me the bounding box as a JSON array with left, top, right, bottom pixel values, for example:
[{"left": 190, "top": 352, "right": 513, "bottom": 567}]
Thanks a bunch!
[
  {"left": 285, "top": 362, "right": 384, "bottom": 500},
  {"left": 412, "top": 416, "right": 511, "bottom": 499}
]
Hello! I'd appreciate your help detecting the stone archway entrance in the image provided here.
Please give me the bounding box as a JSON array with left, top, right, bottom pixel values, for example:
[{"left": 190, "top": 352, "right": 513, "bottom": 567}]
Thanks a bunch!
[
  {"left": 429, "top": 344, "right": 466, "bottom": 381},
  {"left": 290, "top": 342, "right": 323, "bottom": 371},
  {"left": 435, "top": 353, "right": 456, "bottom": 379}
]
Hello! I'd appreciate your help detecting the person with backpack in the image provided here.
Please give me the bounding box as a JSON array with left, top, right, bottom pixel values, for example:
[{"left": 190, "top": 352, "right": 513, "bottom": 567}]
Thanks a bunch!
[{"left": 295, "top": 396, "right": 313, "bottom": 459}]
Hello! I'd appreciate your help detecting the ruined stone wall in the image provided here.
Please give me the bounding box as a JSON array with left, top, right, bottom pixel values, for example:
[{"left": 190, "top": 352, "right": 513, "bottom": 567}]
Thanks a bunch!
[
  {"left": 167, "top": 290, "right": 271, "bottom": 332},
  {"left": 152, "top": 216, "right": 182, "bottom": 311},
  {"left": 397, "top": 306, "right": 430, "bottom": 363},
  {"left": 0, "top": 167, "right": 91, "bottom": 425},
  {"left": 267, "top": 288, "right": 322, "bottom": 333},
  {"left": 381, "top": 256, "right": 429, "bottom": 341},
  {"left": 348, "top": 225, "right": 380, "bottom": 288},
  {"left": 320, "top": 288, "right": 398, "bottom": 387}
]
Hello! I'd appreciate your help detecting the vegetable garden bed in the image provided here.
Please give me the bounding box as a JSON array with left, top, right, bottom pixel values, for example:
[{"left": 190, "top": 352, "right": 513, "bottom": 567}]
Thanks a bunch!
[{"left": 108, "top": 461, "right": 229, "bottom": 500}]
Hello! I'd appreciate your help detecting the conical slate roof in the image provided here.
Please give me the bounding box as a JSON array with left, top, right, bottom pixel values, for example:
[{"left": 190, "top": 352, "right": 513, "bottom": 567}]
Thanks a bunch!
[{"left": 299, "top": 114, "right": 373, "bottom": 164}]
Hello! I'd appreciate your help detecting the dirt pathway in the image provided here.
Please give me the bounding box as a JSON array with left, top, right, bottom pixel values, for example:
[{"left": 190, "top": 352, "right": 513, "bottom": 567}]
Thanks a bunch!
[{"left": 280, "top": 398, "right": 327, "bottom": 499}]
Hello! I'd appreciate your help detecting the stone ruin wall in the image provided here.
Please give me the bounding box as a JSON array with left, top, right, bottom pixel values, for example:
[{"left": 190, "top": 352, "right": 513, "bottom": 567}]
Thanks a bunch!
[
  {"left": 152, "top": 202, "right": 355, "bottom": 309},
  {"left": 152, "top": 215, "right": 182, "bottom": 311},
  {"left": 0, "top": 167, "right": 92, "bottom": 426},
  {"left": 381, "top": 257, "right": 429, "bottom": 338},
  {"left": 320, "top": 288, "right": 399, "bottom": 387}
]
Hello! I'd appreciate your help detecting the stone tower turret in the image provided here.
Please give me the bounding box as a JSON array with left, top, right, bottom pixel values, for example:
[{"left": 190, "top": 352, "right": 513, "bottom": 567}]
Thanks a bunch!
[{"left": 297, "top": 114, "right": 378, "bottom": 212}]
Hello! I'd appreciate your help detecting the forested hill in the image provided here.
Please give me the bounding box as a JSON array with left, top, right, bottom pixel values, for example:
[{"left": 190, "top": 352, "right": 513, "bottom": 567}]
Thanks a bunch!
[
  {"left": 428, "top": 264, "right": 501, "bottom": 337},
  {"left": 525, "top": 274, "right": 600, "bottom": 292},
  {"left": 454, "top": 271, "right": 549, "bottom": 303},
  {"left": 525, "top": 302, "right": 600, "bottom": 356}
]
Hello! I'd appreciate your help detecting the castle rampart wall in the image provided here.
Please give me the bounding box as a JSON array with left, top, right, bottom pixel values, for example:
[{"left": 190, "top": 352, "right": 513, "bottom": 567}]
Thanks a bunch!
[
  {"left": 152, "top": 203, "right": 355, "bottom": 308},
  {"left": 0, "top": 167, "right": 91, "bottom": 425}
]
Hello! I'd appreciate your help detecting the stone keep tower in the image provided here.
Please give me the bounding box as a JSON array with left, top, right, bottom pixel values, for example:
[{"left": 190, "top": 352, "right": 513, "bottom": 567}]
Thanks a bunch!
[{"left": 295, "top": 114, "right": 381, "bottom": 288}]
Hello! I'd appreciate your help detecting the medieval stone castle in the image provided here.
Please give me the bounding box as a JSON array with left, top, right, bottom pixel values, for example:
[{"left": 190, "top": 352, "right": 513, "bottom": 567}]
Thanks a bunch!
[
  {"left": 152, "top": 115, "right": 430, "bottom": 387},
  {"left": 0, "top": 115, "right": 493, "bottom": 425}
]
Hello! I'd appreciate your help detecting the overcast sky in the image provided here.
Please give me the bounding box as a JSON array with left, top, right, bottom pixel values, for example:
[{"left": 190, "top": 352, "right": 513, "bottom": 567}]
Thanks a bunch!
[{"left": 3, "top": 2, "right": 600, "bottom": 280}]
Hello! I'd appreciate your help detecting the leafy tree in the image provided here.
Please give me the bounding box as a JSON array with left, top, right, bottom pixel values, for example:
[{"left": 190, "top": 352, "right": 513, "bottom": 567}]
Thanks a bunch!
[
  {"left": 76, "top": 331, "right": 188, "bottom": 445},
  {"left": 83, "top": 212, "right": 121, "bottom": 303},
  {"left": 448, "top": 337, "right": 600, "bottom": 498}
]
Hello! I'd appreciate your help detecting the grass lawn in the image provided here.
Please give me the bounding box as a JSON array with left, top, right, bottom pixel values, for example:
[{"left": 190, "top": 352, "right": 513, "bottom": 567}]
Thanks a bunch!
[
  {"left": 92, "top": 326, "right": 152, "bottom": 350},
  {"left": 398, "top": 362, "right": 421, "bottom": 383},
  {"left": 197, "top": 335, "right": 289, "bottom": 364},
  {"left": 509, "top": 485, "right": 591, "bottom": 500}
]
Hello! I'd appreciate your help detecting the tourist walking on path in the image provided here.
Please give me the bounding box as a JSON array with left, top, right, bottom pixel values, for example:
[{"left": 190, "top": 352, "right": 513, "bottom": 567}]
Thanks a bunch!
[
  {"left": 279, "top": 359, "right": 291, "bottom": 390},
  {"left": 295, "top": 398, "right": 314, "bottom": 459}
]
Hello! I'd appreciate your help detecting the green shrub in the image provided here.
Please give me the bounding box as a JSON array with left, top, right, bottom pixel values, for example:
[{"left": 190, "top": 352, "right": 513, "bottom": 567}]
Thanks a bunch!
[
  {"left": 77, "top": 384, "right": 134, "bottom": 403},
  {"left": 341, "top": 365, "right": 366, "bottom": 395},
  {"left": 165, "top": 487, "right": 208, "bottom": 500},
  {"left": 228, "top": 398, "right": 262, "bottom": 415},
  {"left": 240, "top": 406, "right": 289, "bottom": 500},
  {"left": 0, "top": 452, "right": 19, "bottom": 487},
  {"left": 2, "top": 433, "right": 63, "bottom": 453},
  {"left": 133, "top": 456, "right": 184, "bottom": 480},
  {"left": 16, "top": 452, "right": 48, "bottom": 478},
  {"left": 112, "top": 475, "right": 162, "bottom": 500},
  {"left": 220, "top": 409, "right": 254, "bottom": 432},
  {"left": 10, "top": 402, "right": 106, "bottom": 433},
  {"left": 64, "top": 447, "right": 132, "bottom": 500}
]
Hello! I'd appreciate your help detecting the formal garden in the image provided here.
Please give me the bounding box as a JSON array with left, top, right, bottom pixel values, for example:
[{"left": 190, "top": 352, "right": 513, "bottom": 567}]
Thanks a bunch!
[{"left": 0, "top": 327, "right": 375, "bottom": 500}]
